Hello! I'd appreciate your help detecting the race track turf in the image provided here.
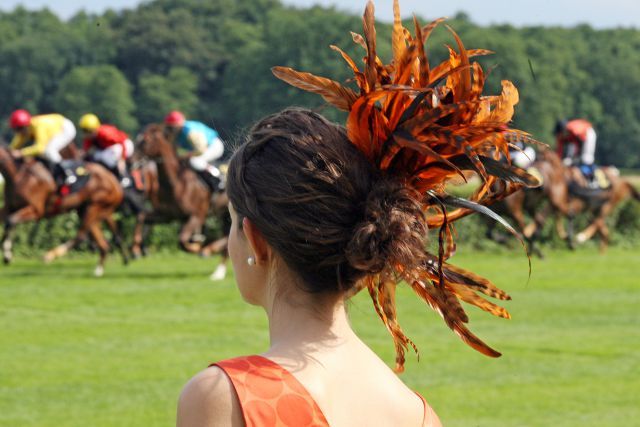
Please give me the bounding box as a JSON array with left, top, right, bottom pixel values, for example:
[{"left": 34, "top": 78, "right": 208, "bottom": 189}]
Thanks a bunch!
[{"left": 1, "top": 247, "right": 638, "bottom": 426}]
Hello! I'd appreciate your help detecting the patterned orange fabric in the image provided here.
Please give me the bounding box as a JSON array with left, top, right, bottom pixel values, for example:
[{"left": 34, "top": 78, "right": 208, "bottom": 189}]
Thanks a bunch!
[
  {"left": 213, "top": 355, "right": 329, "bottom": 427},
  {"left": 214, "top": 355, "right": 436, "bottom": 426}
]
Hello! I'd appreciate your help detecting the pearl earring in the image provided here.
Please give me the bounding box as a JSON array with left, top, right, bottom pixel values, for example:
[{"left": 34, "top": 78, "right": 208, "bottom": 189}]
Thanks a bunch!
[{"left": 247, "top": 256, "right": 256, "bottom": 266}]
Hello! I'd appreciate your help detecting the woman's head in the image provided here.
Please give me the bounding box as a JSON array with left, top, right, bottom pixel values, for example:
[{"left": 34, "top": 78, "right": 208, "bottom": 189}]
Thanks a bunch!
[{"left": 227, "top": 108, "right": 427, "bottom": 298}]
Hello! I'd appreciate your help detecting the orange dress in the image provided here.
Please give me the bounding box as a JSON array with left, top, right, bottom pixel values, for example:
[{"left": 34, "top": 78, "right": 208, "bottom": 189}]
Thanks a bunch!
[{"left": 213, "top": 355, "right": 435, "bottom": 427}]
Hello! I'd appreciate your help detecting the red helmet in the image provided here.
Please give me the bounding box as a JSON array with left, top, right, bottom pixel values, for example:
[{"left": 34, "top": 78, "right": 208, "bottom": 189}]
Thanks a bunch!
[
  {"left": 9, "top": 109, "right": 31, "bottom": 129},
  {"left": 164, "top": 110, "right": 185, "bottom": 126}
]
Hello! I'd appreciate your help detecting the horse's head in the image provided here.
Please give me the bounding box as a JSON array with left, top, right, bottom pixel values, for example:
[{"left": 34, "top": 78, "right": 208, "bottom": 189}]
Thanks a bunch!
[
  {"left": 136, "top": 123, "right": 177, "bottom": 160},
  {"left": 0, "top": 144, "right": 17, "bottom": 178}
]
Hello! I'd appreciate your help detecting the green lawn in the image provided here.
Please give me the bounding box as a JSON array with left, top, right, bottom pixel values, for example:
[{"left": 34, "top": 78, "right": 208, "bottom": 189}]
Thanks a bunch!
[{"left": 1, "top": 248, "right": 638, "bottom": 426}]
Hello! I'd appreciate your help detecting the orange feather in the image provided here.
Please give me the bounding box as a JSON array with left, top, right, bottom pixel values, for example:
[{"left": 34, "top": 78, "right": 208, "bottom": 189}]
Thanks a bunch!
[{"left": 271, "top": 0, "right": 540, "bottom": 369}]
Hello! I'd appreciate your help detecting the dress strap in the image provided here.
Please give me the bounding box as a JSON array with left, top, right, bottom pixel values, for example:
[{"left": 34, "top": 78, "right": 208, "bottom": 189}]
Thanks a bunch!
[
  {"left": 415, "top": 392, "right": 440, "bottom": 427},
  {"left": 213, "top": 355, "right": 329, "bottom": 427}
]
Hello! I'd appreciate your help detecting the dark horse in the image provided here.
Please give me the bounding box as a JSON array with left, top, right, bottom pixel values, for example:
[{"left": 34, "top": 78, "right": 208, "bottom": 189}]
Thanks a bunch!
[
  {"left": 0, "top": 145, "right": 126, "bottom": 275},
  {"left": 134, "top": 124, "right": 230, "bottom": 280}
]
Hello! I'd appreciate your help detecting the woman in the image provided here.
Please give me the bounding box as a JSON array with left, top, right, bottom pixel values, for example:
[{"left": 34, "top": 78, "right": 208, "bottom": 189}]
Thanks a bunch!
[
  {"left": 177, "top": 1, "right": 537, "bottom": 425},
  {"left": 178, "top": 108, "right": 440, "bottom": 426}
]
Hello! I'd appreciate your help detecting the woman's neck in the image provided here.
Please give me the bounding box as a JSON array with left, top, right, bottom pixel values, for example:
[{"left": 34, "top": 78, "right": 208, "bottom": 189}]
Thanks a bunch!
[{"left": 265, "top": 289, "right": 357, "bottom": 357}]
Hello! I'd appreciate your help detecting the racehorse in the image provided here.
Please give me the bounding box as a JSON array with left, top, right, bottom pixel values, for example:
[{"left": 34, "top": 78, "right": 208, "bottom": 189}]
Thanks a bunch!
[
  {"left": 492, "top": 148, "right": 640, "bottom": 253},
  {"left": 0, "top": 145, "right": 126, "bottom": 275},
  {"left": 488, "top": 147, "right": 571, "bottom": 257},
  {"left": 134, "top": 124, "right": 230, "bottom": 280},
  {"left": 561, "top": 163, "right": 640, "bottom": 251}
]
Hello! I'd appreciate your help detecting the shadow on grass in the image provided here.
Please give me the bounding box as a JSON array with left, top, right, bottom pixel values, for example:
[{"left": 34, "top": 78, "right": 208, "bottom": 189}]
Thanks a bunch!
[{"left": 0, "top": 262, "right": 224, "bottom": 280}]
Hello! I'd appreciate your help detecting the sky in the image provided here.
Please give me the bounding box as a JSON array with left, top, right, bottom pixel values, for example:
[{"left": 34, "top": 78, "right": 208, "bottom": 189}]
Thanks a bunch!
[{"left": 2, "top": 0, "right": 639, "bottom": 29}]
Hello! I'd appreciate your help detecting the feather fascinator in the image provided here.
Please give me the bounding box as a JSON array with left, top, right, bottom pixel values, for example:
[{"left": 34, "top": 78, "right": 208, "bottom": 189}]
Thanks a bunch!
[{"left": 272, "top": 0, "right": 540, "bottom": 371}]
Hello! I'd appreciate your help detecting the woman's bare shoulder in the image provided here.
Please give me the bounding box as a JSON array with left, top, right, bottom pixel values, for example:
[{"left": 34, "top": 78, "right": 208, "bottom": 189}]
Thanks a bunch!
[
  {"left": 176, "top": 366, "right": 244, "bottom": 427},
  {"left": 425, "top": 402, "right": 443, "bottom": 427}
]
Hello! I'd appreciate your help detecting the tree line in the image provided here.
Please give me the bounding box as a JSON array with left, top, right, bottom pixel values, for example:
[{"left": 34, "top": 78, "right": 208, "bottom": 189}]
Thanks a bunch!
[{"left": 1, "top": 0, "right": 639, "bottom": 167}]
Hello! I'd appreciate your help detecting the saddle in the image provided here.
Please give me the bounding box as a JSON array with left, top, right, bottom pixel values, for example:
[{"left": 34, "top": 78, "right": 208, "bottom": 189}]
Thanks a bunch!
[
  {"left": 526, "top": 166, "right": 544, "bottom": 186},
  {"left": 593, "top": 168, "right": 611, "bottom": 189},
  {"left": 57, "top": 160, "right": 91, "bottom": 196}
]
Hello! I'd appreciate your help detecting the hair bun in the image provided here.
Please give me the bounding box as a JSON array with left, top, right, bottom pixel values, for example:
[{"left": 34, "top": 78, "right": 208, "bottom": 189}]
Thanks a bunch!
[{"left": 346, "top": 180, "right": 427, "bottom": 275}]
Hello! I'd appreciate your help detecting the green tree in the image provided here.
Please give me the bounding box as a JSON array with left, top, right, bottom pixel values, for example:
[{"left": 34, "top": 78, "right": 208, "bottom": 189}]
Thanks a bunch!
[
  {"left": 53, "top": 65, "right": 137, "bottom": 132},
  {"left": 136, "top": 67, "right": 199, "bottom": 125},
  {"left": 0, "top": 9, "right": 70, "bottom": 119}
]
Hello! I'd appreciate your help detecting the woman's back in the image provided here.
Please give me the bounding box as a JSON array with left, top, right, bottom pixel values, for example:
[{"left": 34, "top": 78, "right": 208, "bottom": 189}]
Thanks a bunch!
[
  {"left": 263, "top": 339, "right": 437, "bottom": 426},
  {"left": 196, "top": 341, "right": 438, "bottom": 427}
]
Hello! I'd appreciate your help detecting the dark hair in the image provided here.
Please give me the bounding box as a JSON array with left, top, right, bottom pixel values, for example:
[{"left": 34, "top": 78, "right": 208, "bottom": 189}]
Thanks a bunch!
[{"left": 227, "top": 108, "right": 427, "bottom": 294}]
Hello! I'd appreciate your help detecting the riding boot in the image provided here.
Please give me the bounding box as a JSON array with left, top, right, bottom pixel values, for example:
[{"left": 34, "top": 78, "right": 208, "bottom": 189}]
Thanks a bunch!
[
  {"left": 196, "top": 169, "right": 221, "bottom": 192},
  {"left": 580, "top": 164, "right": 597, "bottom": 188},
  {"left": 50, "top": 162, "right": 66, "bottom": 187}
]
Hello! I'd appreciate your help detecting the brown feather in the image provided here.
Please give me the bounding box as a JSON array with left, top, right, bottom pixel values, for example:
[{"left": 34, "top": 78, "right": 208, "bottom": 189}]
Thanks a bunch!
[
  {"left": 391, "top": 0, "right": 406, "bottom": 65},
  {"left": 447, "top": 283, "right": 511, "bottom": 319},
  {"left": 362, "top": 1, "right": 378, "bottom": 92}
]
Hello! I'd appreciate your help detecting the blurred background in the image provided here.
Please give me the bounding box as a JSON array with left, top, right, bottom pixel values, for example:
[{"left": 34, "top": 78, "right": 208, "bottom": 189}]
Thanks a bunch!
[{"left": 0, "top": 0, "right": 639, "bottom": 168}]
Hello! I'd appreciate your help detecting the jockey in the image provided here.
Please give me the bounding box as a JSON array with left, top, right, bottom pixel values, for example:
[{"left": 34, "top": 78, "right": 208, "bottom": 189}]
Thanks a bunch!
[
  {"left": 79, "top": 113, "right": 134, "bottom": 185},
  {"left": 555, "top": 119, "right": 597, "bottom": 183},
  {"left": 8, "top": 109, "right": 77, "bottom": 186},
  {"left": 164, "top": 110, "right": 224, "bottom": 190}
]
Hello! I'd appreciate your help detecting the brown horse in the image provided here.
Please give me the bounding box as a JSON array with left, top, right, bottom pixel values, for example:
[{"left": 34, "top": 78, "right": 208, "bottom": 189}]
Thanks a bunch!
[
  {"left": 134, "top": 124, "right": 229, "bottom": 279},
  {"left": 486, "top": 148, "right": 571, "bottom": 257},
  {"left": 561, "top": 164, "right": 640, "bottom": 251},
  {"left": 0, "top": 145, "right": 125, "bottom": 275},
  {"left": 494, "top": 148, "right": 640, "bottom": 253}
]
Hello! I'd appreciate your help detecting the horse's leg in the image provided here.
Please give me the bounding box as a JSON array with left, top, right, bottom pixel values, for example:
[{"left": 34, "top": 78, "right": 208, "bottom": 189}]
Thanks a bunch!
[
  {"left": 28, "top": 220, "right": 42, "bottom": 247},
  {"left": 1, "top": 206, "right": 10, "bottom": 265},
  {"left": 522, "top": 221, "right": 537, "bottom": 240},
  {"left": 592, "top": 200, "right": 616, "bottom": 253},
  {"left": 555, "top": 211, "right": 576, "bottom": 250},
  {"left": 42, "top": 203, "right": 107, "bottom": 275},
  {"left": 210, "top": 245, "right": 229, "bottom": 281},
  {"left": 131, "top": 212, "right": 146, "bottom": 259},
  {"left": 485, "top": 218, "right": 509, "bottom": 245},
  {"left": 3, "top": 205, "right": 41, "bottom": 264},
  {"left": 87, "top": 221, "right": 110, "bottom": 277},
  {"left": 179, "top": 216, "right": 204, "bottom": 253},
  {"left": 2, "top": 219, "right": 15, "bottom": 265},
  {"left": 43, "top": 214, "right": 88, "bottom": 263},
  {"left": 526, "top": 204, "right": 549, "bottom": 259},
  {"left": 510, "top": 203, "right": 527, "bottom": 235},
  {"left": 200, "top": 236, "right": 228, "bottom": 257},
  {"left": 141, "top": 221, "right": 152, "bottom": 256},
  {"left": 575, "top": 221, "right": 599, "bottom": 244},
  {"left": 43, "top": 236, "right": 81, "bottom": 264},
  {"left": 105, "top": 215, "right": 129, "bottom": 265},
  {"left": 555, "top": 213, "right": 567, "bottom": 240},
  {"left": 596, "top": 218, "right": 610, "bottom": 253}
]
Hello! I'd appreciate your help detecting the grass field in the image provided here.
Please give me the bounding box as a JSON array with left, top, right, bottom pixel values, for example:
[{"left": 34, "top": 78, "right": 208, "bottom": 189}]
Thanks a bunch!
[{"left": 1, "top": 247, "right": 639, "bottom": 427}]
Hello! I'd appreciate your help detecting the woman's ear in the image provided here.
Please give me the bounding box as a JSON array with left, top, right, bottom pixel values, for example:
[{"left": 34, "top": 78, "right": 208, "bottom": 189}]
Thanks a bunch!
[{"left": 242, "top": 217, "right": 270, "bottom": 265}]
